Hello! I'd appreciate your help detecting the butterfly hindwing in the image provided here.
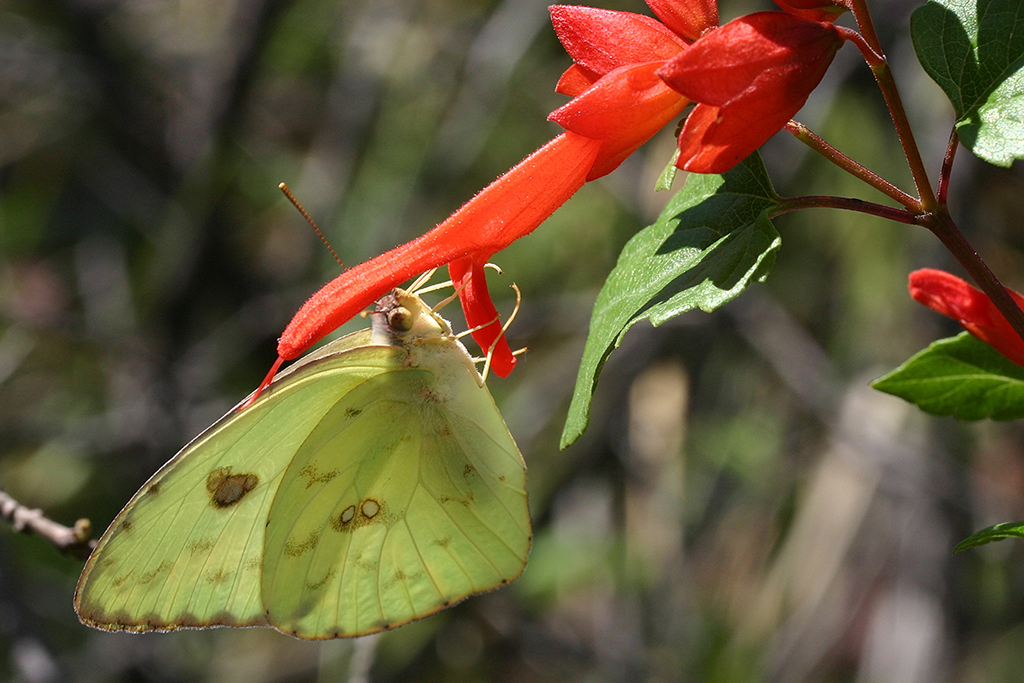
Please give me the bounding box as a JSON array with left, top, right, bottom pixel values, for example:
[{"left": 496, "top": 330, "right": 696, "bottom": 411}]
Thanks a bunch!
[{"left": 263, "top": 338, "right": 530, "bottom": 638}]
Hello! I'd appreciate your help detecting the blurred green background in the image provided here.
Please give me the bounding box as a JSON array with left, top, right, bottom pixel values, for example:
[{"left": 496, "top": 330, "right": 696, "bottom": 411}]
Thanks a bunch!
[{"left": 4, "top": 0, "right": 1024, "bottom": 680}]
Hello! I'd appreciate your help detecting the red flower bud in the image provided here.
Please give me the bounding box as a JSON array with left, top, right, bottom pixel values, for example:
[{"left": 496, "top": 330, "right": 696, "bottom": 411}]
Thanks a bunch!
[{"left": 909, "top": 268, "right": 1024, "bottom": 368}]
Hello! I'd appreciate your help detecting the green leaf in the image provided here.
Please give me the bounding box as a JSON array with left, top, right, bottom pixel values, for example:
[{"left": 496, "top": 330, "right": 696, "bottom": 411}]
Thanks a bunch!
[
  {"left": 655, "top": 149, "right": 681, "bottom": 192},
  {"left": 872, "top": 331, "right": 1024, "bottom": 420},
  {"left": 560, "top": 154, "right": 781, "bottom": 448},
  {"left": 911, "top": 0, "right": 1024, "bottom": 166},
  {"left": 954, "top": 520, "right": 1024, "bottom": 553}
]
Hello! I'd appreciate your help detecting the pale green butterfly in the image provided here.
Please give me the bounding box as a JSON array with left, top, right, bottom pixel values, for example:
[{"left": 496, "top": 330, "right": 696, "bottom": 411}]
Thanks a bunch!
[{"left": 75, "top": 286, "right": 531, "bottom": 639}]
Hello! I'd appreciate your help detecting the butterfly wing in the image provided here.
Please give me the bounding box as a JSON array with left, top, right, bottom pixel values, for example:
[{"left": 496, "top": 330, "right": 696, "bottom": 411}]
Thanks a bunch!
[
  {"left": 262, "top": 339, "right": 530, "bottom": 638},
  {"left": 74, "top": 331, "right": 396, "bottom": 632},
  {"left": 77, "top": 290, "right": 530, "bottom": 638}
]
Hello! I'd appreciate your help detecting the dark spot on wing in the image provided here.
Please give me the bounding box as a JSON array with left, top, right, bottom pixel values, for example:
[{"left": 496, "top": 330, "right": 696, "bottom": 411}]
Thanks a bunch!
[
  {"left": 345, "top": 407, "right": 362, "bottom": 418},
  {"left": 146, "top": 483, "right": 161, "bottom": 496},
  {"left": 498, "top": 474, "right": 506, "bottom": 483},
  {"left": 463, "top": 464, "right": 476, "bottom": 478},
  {"left": 188, "top": 539, "right": 215, "bottom": 554},
  {"left": 284, "top": 530, "right": 319, "bottom": 557},
  {"left": 330, "top": 498, "right": 394, "bottom": 532},
  {"left": 206, "top": 468, "right": 258, "bottom": 508},
  {"left": 111, "top": 570, "right": 135, "bottom": 588},
  {"left": 299, "top": 463, "right": 339, "bottom": 488},
  {"left": 434, "top": 536, "right": 452, "bottom": 549},
  {"left": 204, "top": 568, "right": 232, "bottom": 585},
  {"left": 137, "top": 560, "right": 174, "bottom": 585},
  {"left": 119, "top": 520, "right": 133, "bottom": 533},
  {"left": 439, "top": 490, "right": 474, "bottom": 507},
  {"left": 305, "top": 569, "right": 334, "bottom": 591}
]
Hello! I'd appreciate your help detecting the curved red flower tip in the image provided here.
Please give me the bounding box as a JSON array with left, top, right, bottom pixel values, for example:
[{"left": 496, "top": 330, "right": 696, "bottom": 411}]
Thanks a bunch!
[
  {"left": 773, "top": 0, "right": 848, "bottom": 23},
  {"left": 272, "top": 132, "right": 602, "bottom": 377},
  {"left": 909, "top": 268, "right": 1024, "bottom": 368},
  {"left": 548, "top": 2, "right": 704, "bottom": 179},
  {"left": 448, "top": 257, "right": 516, "bottom": 376},
  {"left": 657, "top": 11, "right": 843, "bottom": 174},
  {"left": 646, "top": 0, "right": 718, "bottom": 41},
  {"left": 550, "top": 6, "right": 691, "bottom": 78}
]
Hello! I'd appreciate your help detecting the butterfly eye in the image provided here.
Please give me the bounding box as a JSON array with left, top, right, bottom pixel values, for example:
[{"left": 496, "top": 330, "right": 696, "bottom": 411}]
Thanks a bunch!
[{"left": 387, "top": 306, "right": 414, "bottom": 332}]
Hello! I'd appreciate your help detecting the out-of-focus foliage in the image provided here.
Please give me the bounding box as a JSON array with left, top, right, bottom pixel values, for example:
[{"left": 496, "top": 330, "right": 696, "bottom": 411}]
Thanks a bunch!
[{"left": 3, "top": 0, "right": 1024, "bottom": 681}]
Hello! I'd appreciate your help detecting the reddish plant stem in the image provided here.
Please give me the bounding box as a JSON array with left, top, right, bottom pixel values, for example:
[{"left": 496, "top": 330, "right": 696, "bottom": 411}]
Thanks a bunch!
[
  {"left": 847, "top": 0, "right": 937, "bottom": 210},
  {"left": 937, "top": 128, "right": 958, "bottom": 205},
  {"left": 785, "top": 121, "right": 919, "bottom": 211},
  {"left": 774, "top": 195, "right": 1024, "bottom": 343},
  {"left": 772, "top": 195, "right": 918, "bottom": 223},
  {"left": 924, "top": 209, "right": 1024, "bottom": 341},
  {"left": 810, "top": 3, "right": 1024, "bottom": 346}
]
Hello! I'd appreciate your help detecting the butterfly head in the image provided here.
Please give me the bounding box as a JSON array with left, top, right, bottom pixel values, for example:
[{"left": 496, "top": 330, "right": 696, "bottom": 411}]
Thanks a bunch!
[{"left": 371, "top": 288, "right": 450, "bottom": 345}]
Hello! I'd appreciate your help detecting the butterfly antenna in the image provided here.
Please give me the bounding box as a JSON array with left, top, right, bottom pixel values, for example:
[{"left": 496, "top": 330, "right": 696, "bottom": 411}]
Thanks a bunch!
[
  {"left": 279, "top": 182, "right": 344, "bottom": 270},
  {"left": 416, "top": 279, "right": 455, "bottom": 296},
  {"left": 408, "top": 269, "right": 438, "bottom": 294},
  {"left": 431, "top": 276, "right": 472, "bottom": 317},
  {"left": 480, "top": 282, "right": 522, "bottom": 383}
]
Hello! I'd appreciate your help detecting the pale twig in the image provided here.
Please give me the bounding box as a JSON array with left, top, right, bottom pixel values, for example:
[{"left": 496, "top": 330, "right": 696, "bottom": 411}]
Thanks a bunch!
[{"left": 0, "top": 490, "right": 96, "bottom": 560}]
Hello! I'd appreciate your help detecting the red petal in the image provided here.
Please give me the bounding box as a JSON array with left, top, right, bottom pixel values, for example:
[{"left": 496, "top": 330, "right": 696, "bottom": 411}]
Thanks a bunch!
[
  {"left": 657, "top": 12, "right": 841, "bottom": 106},
  {"left": 909, "top": 268, "right": 1024, "bottom": 368},
  {"left": 550, "top": 5, "right": 689, "bottom": 77},
  {"left": 556, "top": 64, "right": 601, "bottom": 97},
  {"left": 662, "top": 12, "right": 842, "bottom": 173},
  {"left": 549, "top": 62, "right": 688, "bottom": 179},
  {"left": 645, "top": 0, "right": 718, "bottom": 41},
  {"left": 276, "top": 132, "right": 600, "bottom": 360},
  {"left": 675, "top": 88, "right": 800, "bottom": 173},
  {"left": 449, "top": 257, "right": 516, "bottom": 377}
]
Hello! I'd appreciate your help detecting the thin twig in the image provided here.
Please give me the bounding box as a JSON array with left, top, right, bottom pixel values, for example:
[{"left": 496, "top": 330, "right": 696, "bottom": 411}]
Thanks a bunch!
[
  {"left": 846, "top": 0, "right": 937, "bottom": 209},
  {"left": 0, "top": 490, "right": 96, "bottom": 560},
  {"left": 937, "top": 128, "right": 959, "bottom": 206},
  {"left": 772, "top": 195, "right": 918, "bottom": 224},
  {"left": 785, "top": 121, "right": 919, "bottom": 211}
]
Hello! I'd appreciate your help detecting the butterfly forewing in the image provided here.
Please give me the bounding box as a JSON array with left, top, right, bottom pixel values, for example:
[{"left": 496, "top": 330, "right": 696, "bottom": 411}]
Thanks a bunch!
[{"left": 74, "top": 341, "right": 401, "bottom": 631}]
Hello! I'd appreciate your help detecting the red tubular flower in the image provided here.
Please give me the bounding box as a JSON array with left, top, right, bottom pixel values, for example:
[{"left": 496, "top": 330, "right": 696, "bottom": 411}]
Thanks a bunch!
[
  {"left": 658, "top": 11, "right": 844, "bottom": 173},
  {"left": 276, "top": 132, "right": 602, "bottom": 379},
  {"left": 250, "top": 0, "right": 714, "bottom": 399},
  {"left": 909, "top": 268, "right": 1024, "bottom": 368}
]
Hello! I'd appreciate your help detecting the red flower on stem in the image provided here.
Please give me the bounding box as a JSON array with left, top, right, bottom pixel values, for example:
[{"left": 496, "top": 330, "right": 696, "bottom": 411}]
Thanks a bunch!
[
  {"left": 909, "top": 268, "right": 1024, "bottom": 368},
  {"left": 250, "top": 0, "right": 713, "bottom": 399},
  {"left": 657, "top": 10, "right": 845, "bottom": 173}
]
